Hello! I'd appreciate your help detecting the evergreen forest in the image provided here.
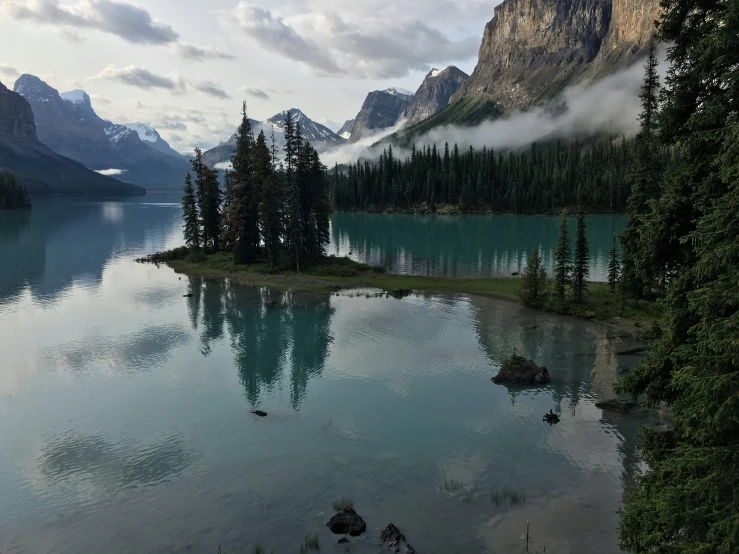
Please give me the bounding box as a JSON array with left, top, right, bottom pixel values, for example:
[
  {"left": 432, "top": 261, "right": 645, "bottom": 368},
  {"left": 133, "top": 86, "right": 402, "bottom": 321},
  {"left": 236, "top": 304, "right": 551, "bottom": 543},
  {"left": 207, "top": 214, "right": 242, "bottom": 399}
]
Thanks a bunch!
[{"left": 0, "top": 171, "right": 32, "bottom": 210}]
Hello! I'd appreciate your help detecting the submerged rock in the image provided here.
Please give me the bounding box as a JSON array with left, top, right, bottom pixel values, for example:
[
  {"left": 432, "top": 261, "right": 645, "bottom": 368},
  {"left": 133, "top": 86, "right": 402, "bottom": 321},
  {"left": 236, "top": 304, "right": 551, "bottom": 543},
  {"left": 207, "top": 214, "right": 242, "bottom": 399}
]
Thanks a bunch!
[
  {"left": 327, "top": 508, "right": 367, "bottom": 536},
  {"left": 381, "top": 523, "right": 415, "bottom": 554},
  {"left": 183, "top": 293, "right": 193, "bottom": 298},
  {"left": 492, "top": 355, "right": 550, "bottom": 385},
  {"left": 251, "top": 410, "right": 268, "bottom": 417},
  {"left": 543, "top": 409, "right": 560, "bottom": 424},
  {"left": 596, "top": 399, "right": 638, "bottom": 413},
  {"left": 337, "top": 538, "right": 350, "bottom": 544}
]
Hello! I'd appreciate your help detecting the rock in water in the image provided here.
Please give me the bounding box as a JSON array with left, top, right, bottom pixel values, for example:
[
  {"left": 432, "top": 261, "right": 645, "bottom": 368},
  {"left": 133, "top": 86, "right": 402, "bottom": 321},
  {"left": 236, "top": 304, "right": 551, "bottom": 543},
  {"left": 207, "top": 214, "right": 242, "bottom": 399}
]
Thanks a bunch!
[
  {"left": 596, "top": 399, "right": 638, "bottom": 413},
  {"left": 251, "top": 410, "right": 268, "bottom": 417},
  {"left": 337, "top": 538, "right": 350, "bottom": 544},
  {"left": 326, "top": 508, "right": 367, "bottom": 536},
  {"left": 381, "top": 523, "right": 415, "bottom": 554},
  {"left": 492, "top": 354, "right": 550, "bottom": 385}
]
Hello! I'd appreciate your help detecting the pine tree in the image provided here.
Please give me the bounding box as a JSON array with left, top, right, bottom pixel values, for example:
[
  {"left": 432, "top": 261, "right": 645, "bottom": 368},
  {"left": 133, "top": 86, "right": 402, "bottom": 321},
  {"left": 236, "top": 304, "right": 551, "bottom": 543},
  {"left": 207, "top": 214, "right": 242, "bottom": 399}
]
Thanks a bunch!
[
  {"left": 518, "top": 248, "right": 548, "bottom": 307},
  {"left": 553, "top": 208, "right": 572, "bottom": 311},
  {"left": 255, "top": 130, "right": 282, "bottom": 267},
  {"left": 621, "top": 38, "right": 661, "bottom": 301},
  {"left": 182, "top": 172, "right": 200, "bottom": 249},
  {"left": 572, "top": 211, "right": 589, "bottom": 303},
  {"left": 231, "top": 102, "right": 259, "bottom": 264},
  {"left": 283, "top": 111, "right": 303, "bottom": 271},
  {"left": 608, "top": 235, "right": 619, "bottom": 293},
  {"left": 615, "top": 2, "right": 739, "bottom": 552}
]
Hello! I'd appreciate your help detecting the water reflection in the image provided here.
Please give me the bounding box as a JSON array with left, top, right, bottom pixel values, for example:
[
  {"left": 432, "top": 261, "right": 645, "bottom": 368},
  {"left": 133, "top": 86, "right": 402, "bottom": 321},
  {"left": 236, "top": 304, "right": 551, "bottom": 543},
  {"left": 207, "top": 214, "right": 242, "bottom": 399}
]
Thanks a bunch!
[
  {"left": 35, "top": 431, "right": 194, "bottom": 496},
  {"left": 329, "top": 212, "right": 625, "bottom": 280},
  {"left": 189, "top": 278, "right": 334, "bottom": 409}
]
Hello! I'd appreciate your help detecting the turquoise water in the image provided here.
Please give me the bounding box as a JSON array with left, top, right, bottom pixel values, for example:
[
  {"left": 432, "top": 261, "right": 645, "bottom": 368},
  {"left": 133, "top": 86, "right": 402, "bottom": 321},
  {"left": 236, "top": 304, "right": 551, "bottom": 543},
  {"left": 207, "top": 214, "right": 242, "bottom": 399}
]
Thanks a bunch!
[
  {"left": 0, "top": 196, "right": 651, "bottom": 553},
  {"left": 329, "top": 212, "right": 625, "bottom": 280}
]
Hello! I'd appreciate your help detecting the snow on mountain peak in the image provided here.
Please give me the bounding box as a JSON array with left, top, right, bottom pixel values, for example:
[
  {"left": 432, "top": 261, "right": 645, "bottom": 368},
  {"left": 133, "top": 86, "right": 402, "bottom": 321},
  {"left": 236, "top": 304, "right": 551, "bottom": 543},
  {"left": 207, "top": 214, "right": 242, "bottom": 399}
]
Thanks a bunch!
[
  {"left": 61, "top": 89, "right": 89, "bottom": 104},
  {"left": 384, "top": 87, "right": 414, "bottom": 100},
  {"left": 123, "top": 122, "right": 159, "bottom": 143},
  {"left": 429, "top": 68, "right": 443, "bottom": 78}
]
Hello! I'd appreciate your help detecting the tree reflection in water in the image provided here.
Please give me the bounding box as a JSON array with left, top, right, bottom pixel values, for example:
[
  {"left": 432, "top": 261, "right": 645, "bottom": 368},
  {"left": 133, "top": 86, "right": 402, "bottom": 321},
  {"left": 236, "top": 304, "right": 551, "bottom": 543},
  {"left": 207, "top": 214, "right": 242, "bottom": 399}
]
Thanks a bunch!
[{"left": 187, "top": 277, "right": 334, "bottom": 409}]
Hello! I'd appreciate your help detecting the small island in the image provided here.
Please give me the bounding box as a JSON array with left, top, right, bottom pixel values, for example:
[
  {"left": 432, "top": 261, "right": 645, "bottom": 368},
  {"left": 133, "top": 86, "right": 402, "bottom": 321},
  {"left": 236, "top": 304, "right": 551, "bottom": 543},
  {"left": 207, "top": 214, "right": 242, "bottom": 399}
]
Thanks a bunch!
[{"left": 0, "top": 171, "right": 32, "bottom": 210}]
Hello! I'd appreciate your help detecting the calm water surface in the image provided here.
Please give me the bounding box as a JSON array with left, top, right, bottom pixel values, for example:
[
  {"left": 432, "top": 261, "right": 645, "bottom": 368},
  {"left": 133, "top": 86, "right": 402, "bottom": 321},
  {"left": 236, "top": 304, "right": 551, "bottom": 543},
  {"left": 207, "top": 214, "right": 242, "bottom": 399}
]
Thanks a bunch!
[{"left": 0, "top": 195, "right": 652, "bottom": 554}]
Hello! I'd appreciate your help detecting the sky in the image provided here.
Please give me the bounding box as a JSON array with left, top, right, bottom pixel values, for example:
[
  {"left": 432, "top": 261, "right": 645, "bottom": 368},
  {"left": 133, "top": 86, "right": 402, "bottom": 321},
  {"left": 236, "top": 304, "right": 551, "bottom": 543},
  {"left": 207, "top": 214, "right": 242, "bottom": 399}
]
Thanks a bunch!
[{"left": 0, "top": 0, "right": 502, "bottom": 152}]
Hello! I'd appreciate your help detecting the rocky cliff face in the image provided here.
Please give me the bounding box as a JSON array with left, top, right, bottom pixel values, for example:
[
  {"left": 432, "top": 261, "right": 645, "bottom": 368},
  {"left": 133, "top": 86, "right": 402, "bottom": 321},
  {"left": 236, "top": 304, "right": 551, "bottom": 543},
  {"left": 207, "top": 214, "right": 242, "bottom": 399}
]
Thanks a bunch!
[
  {"left": 348, "top": 89, "right": 414, "bottom": 143},
  {"left": 451, "top": 0, "right": 660, "bottom": 113},
  {"left": 402, "top": 66, "right": 469, "bottom": 127},
  {"left": 0, "top": 80, "right": 36, "bottom": 140},
  {"left": 14, "top": 74, "right": 121, "bottom": 168}
]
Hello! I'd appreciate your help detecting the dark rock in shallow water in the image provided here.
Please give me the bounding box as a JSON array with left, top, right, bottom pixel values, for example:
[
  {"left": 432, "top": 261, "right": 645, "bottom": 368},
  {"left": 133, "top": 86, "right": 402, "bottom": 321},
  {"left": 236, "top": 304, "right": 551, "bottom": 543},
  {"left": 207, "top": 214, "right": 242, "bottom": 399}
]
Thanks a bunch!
[
  {"left": 596, "top": 399, "right": 638, "bottom": 413},
  {"left": 511, "top": 272, "right": 520, "bottom": 276},
  {"left": 327, "top": 508, "right": 367, "bottom": 536},
  {"left": 492, "top": 354, "right": 550, "bottom": 385},
  {"left": 337, "top": 538, "right": 350, "bottom": 544},
  {"left": 543, "top": 409, "right": 560, "bottom": 424},
  {"left": 381, "top": 523, "right": 415, "bottom": 554},
  {"left": 615, "top": 346, "right": 651, "bottom": 356},
  {"left": 183, "top": 293, "right": 193, "bottom": 297},
  {"left": 251, "top": 410, "right": 268, "bottom": 417}
]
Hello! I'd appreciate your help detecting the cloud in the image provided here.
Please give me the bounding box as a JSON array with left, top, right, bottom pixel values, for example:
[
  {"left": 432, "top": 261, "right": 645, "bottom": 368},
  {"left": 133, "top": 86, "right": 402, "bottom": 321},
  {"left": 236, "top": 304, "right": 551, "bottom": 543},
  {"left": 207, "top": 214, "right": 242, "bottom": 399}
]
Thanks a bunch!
[
  {"left": 239, "top": 86, "right": 270, "bottom": 100},
  {"left": 232, "top": 3, "right": 340, "bottom": 75},
  {"left": 229, "top": 2, "right": 478, "bottom": 79},
  {"left": 92, "top": 64, "right": 184, "bottom": 91},
  {"left": 0, "top": 64, "right": 19, "bottom": 77},
  {"left": 89, "top": 93, "right": 110, "bottom": 105},
  {"left": 95, "top": 168, "right": 126, "bottom": 176},
  {"left": 192, "top": 80, "right": 230, "bottom": 99},
  {"left": 175, "top": 43, "right": 236, "bottom": 61},
  {"left": 3, "top": 0, "right": 179, "bottom": 45},
  {"left": 157, "top": 121, "right": 187, "bottom": 131}
]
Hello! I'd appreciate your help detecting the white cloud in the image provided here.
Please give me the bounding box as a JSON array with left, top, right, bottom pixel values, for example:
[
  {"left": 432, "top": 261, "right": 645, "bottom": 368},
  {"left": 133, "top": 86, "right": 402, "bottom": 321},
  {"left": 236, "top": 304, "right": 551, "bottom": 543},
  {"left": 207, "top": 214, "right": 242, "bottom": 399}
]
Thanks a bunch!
[
  {"left": 95, "top": 168, "right": 126, "bottom": 175},
  {"left": 92, "top": 64, "right": 185, "bottom": 91},
  {"left": 0, "top": 64, "right": 19, "bottom": 78},
  {"left": 229, "top": 2, "right": 478, "bottom": 79},
  {"left": 175, "top": 43, "right": 235, "bottom": 62},
  {"left": 239, "top": 86, "right": 270, "bottom": 100},
  {"left": 3, "top": 0, "right": 179, "bottom": 44}
]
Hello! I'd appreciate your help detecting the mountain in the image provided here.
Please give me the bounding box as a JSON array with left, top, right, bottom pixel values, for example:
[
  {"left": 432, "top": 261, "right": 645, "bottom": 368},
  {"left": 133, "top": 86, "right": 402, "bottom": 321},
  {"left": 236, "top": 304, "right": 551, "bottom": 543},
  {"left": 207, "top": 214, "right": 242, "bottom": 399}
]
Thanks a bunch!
[
  {"left": 13, "top": 75, "right": 188, "bottom": 189},
  {"left": 415, "top": 0, "right": 661, "bottom": 129},
  {"left": 348, "top": 88, "right": 414, "bottom": 143},
  {"left": 201, "top": 109, "right": 346, "bottom": 169},
  {"left": 338, "top": 119, "right": 354, "bottom": 140},
  {"left": 0, "top": 79, "right": 144, "bottom": 196},
  {"left": 401, "top": 67, "right": 470, "bottom": 127}
]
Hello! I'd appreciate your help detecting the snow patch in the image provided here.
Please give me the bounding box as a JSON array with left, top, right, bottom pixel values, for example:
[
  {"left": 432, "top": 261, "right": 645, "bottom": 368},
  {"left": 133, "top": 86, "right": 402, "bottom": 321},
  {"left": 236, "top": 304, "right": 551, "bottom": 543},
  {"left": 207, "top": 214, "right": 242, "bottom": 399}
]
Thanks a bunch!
[
  {"left": 429, "top": 68, "right": 443, "bottom": 78},
  {"left": 124, "top": 122, "right": 158, "bottom": 143},
  {"left": 61, "top": 89, "right": 89, "bottom": 104},
  {"left": 384, "top": 87, "right": 414, "bottom": 100},
  {"left": 340, "top": 131, "right": 352, "bottom": 140}
]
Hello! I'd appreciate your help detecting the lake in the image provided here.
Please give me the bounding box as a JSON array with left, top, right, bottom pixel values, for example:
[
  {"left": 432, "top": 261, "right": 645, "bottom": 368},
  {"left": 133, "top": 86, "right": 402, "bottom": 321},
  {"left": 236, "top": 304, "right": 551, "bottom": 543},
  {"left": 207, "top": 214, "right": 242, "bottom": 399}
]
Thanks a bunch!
[{"left": 0, "top": 195, "right": 650, "bottom": 554}]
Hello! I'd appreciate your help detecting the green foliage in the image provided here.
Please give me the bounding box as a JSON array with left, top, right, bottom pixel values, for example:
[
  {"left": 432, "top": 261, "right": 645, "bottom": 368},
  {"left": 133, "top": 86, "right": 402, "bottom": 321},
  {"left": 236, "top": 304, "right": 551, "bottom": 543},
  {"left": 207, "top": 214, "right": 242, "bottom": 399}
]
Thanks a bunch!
[
  {"left": 182, "top": 172, "right": 200, "bottom": 249},
  {"left": 0, "top": 171, "right": 32, "bottom": 210},
  {"left": 573, "top": 211, "right": 589, "bottom": 304},
  {"left": 518, "top": 248, "right": 548, "bottom": 308},
  {"left": 299, "top": 534, "right": 320, "bottom": 553},
  {"left": 230, "top": 102, "right": 260, "bottom": 264},
  {"left": 491, "top": 485, "right": 526, "bottom": 507},
  {"left": 608, "top": 235, "right": 620, "bottom": 293},
  {"left": 192, "top": 147, "right": 222, "bottom": 252},
  {"left": 331, "top": 137, "right": 663, "bottom": 214},
  {"left": 332, "top": 498, "right": 354, "bottom": 512},
  {"left": 553, "top": 209, "right": 572, "bottom": 311},
  {"left": 615, "top": 2, "right": 739, "bottom": 553}
]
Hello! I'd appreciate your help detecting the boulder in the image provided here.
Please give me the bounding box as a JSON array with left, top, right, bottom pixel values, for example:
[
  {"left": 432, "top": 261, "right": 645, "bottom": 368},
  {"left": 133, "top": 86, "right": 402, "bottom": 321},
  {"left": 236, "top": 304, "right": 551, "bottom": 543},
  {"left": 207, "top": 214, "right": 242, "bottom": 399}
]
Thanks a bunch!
[
  {"left": 251, "top": 410, "right": 268, "bottom": 417},
  {"left": 326, "top": 508, "right": 367, "bottom": 536},
  {"left": 596, "top": 399, "right": 638, "bottom": 413},
  {"left": 492, "top": 355, "right": 550, "bottom": 385},
  {"left": 338, "top": 538, "right": 350, "bottom": 544},
  {"left": 381, "top": 523, "right": 415, "bottom": 554}
]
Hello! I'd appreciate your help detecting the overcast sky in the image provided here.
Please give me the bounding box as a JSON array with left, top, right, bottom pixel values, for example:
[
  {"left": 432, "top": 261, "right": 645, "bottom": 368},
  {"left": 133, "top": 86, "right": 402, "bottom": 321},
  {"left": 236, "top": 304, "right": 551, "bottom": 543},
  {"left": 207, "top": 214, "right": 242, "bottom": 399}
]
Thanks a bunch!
[{"left": 0, "top": 0, "right": 500, "bottom": 152}]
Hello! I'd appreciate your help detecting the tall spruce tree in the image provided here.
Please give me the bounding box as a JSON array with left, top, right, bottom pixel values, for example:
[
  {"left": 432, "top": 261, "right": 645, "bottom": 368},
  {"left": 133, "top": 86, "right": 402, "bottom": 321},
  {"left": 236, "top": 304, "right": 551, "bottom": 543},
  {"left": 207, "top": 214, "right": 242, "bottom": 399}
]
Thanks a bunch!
[
  {"left": 231, "top": 102, "right": 259, "bottom": 264},
  {"left": 191, "top": 147, "right": 221, "bottom": 251},
  {"left": 518, "top": 248, "right": 548, "bottom": 308},
  {"left": 573, "top": 211, "right": 589, "bottom": 303},
  {"left": 553, "top": 208, "right": 572, "bottom": 311},
  {"left": 255, "top": 130, "right": 282, "bottom": 267},
  {"left": 608, "top": 235, "right": 619, "bottom": 293},
  {"left": 283, "top": 111, "right": 303, "bottom": 270},
  {"left": 615, "top": 2, "right": 739, "bottom": 553},
  {"left": 620, "top": 39, "right": 661, "bottom": 301},
  {"left": 182, "top": 172, "right": 200, "bottom": 249}
]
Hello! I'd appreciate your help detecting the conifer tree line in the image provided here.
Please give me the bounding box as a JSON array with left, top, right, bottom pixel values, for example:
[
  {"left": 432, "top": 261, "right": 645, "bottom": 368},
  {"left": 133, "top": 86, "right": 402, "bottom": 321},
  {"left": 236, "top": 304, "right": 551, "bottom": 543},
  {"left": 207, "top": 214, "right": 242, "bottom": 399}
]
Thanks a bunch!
[
  {"left": 610, "top": 1, "right": 739, "bottom": 552},
  {"left": 331, "top": 136, "right": 673, "bottom": 214},
  {"left": 0, "top": 171, "right": 31, "bottom": 210},
  {"left": 181, "top": 103, "right": 331, "bottom": 270}
]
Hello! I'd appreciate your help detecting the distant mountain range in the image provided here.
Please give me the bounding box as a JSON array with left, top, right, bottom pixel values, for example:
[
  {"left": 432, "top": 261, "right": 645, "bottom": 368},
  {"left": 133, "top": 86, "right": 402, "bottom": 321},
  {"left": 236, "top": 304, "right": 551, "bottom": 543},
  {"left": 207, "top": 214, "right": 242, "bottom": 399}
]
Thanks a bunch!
[
  {"left": 14, "top": 74, "right": 188, "bottom": 190},
  {"left": 202, "top": 108, "right": 346, "bottom": 169},
  {"left": 0, "top": 79, "right": 144, "bottom": 196}
]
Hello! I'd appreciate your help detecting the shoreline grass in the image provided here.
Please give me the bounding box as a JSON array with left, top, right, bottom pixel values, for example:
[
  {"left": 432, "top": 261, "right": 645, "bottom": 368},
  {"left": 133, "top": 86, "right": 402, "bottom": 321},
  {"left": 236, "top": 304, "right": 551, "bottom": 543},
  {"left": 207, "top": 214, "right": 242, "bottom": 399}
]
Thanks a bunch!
[{"left": 148, "top": 249, "right": 660, "bottom": 333}]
